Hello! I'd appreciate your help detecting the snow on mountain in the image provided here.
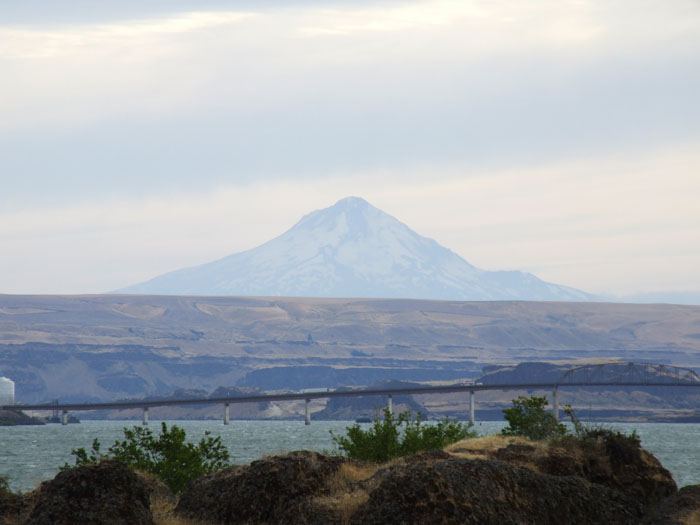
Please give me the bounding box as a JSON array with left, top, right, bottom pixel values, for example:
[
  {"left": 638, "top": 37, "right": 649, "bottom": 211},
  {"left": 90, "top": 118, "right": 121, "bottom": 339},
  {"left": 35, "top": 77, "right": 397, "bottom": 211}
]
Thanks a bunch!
[{"left": 119, "top": 196, "right": 592, "bottom": 301}]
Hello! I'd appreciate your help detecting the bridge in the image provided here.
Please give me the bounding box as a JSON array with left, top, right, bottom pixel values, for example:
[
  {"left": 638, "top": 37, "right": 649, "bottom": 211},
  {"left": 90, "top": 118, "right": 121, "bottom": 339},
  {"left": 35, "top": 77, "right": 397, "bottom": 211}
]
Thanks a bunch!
[{"left": 3, "top": 362, "right": 699, "bottom": 425}]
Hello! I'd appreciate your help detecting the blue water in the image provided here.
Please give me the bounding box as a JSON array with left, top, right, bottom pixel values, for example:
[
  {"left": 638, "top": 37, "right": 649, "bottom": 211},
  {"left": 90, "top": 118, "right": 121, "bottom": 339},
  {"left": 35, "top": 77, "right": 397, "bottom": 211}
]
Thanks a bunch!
[{"left": 2, "top": 420, "right": 699, "bottom": 492}]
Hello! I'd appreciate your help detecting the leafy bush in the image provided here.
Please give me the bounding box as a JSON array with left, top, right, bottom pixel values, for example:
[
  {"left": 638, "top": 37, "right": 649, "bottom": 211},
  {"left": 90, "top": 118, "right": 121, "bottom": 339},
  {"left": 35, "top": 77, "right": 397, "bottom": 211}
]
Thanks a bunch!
[
  {"left": 502, "top": 396, "right": 567, "bottom": 440},
  {"left": 332, "top": 410, "right": 475, "bottom": 462},
  {"left": 64, "top": 422, "right": 230, "bottom": 493}
]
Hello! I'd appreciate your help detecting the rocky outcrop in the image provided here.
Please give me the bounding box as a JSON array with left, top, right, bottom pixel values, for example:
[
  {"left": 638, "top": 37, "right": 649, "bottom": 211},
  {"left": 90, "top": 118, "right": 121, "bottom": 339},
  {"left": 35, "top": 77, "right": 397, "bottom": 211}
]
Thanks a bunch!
[
  {"left": 176, "top": 451, "right": 345, "bottom": 524},
  {"left": 486, "top": 438, "right": 676, "bottom": 512},
  {"left": 0, "top": 410, "right": 45, "bottom": 426},
  {"left": 4, "top": 432, "right": 683, "bottom": 525},
  {"left": 313, "top": 381, "right": 428, "bottom": 420},
  {"left": 0, "top": 481, "right": 32, "bottom": 524},
  {"left": 352, "top": 457, "right": 639, "bottom": 524},
  {"left": 25, "top": 461, "right": 153, "bottom": 525},
  {"left": 645, "top": 485, "right": 700, "bottom": 524},
  {"left": 174, "top": 434, "right": 680, "bottom": 525}
]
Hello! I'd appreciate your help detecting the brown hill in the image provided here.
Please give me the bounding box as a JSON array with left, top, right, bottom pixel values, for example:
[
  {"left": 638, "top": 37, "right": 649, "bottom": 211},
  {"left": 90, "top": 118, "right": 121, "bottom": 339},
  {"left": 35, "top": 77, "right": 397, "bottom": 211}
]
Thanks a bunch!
[{"left": 1, "top": 294, "right": 699, "bottom": 404}]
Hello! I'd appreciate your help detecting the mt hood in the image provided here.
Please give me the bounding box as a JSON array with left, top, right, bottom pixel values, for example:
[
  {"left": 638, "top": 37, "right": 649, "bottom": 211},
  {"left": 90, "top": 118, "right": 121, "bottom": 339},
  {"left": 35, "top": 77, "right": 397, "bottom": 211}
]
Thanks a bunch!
[{"left": 120, "top": 197, "right": 591, "bottom": 301}]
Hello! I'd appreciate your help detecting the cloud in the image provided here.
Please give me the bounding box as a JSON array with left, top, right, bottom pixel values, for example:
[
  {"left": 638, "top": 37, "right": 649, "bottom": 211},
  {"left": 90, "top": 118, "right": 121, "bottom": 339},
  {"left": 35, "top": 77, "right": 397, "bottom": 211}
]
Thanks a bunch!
[
  {"left": 0, "top": 11, "right": 254, "bottom": 59},
  {"left": 2, "top": 0, "right": 697, "bottom": 132},
  {"left": 1, "top": 1, "right": 699, "bottom": 294}
]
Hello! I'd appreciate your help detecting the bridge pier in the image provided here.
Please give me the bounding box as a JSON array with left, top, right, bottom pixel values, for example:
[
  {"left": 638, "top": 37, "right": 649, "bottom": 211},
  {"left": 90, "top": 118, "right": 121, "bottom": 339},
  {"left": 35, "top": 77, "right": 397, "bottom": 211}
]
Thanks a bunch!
[
  {"left": 223, "top": 403, "right": 230, "bottom": 425},
  {"left": 387, "top": 394, "right": 393, "bottom": 416},
  {"left": 142, "top": 407, "right": 149, "bottom": 426},
  {"left": 468, "top": 390, "right": 475, "bottom": 425},
  {"left": 552, "top": 388, "right": 559, "bottom": 422},
  {"left": 61, "top": 409, "right": 68, "bottom": 426},
  {"left": 304, "top": 399, "right": 311, "bottom": 426}
]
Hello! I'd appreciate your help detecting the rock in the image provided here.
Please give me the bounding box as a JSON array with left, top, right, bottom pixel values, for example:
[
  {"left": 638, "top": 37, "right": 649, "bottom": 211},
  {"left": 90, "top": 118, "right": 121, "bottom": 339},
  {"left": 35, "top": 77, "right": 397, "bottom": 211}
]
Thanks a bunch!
[
  {"left": 539, "top": 434, "right": 676, "bottom": 510},
  {"left": 0, "top": 481, "right": 32, "bottom": 523},
  {"left": 176, "top": 451, "right": 345, "bottom": 524},
  {"left": 174, "top": 437, "right": 679, "bottom": 525},
  {"left": 645, "top": 485, "right": 700, "bottom": 524},
  {"left": 468, "top": 434, "right": 676, "bottom": 511},
  {"left": 0, "top": 409, "right": 45, "bottom": 426},
  {"left": 494, "top": 443, "right": 538, "bottom": 464},
  {"left": 351, "top": 457, "right": 640, "bottom": 524},
  {"left": 25, "top": 461, "right": 153, "bottom": 525}
]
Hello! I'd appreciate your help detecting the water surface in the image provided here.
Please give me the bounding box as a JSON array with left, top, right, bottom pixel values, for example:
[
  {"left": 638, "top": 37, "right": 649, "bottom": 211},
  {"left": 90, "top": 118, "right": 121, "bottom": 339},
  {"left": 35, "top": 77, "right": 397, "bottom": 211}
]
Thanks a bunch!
[{"left": 2, "top": 420, "right": 699, "bottom": 492}]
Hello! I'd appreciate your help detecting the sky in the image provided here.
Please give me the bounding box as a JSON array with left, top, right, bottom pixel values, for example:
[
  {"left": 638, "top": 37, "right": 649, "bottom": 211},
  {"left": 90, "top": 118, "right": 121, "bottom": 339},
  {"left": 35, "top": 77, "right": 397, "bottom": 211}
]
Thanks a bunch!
[{"left": 1, "top": 0, "right": 699, "bottom": 297}]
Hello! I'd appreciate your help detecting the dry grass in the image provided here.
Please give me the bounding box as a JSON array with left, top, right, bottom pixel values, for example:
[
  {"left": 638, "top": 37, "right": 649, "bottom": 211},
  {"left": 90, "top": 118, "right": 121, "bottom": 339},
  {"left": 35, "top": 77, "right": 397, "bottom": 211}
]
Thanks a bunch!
[
  {"left": 151, "top": 493, "right": 206, "bottom": 525},
  {"left": 446, "top": 434, "right": 541, "bottom": 459},
  {"left": 684, "top": 510, "right": 700, "bottom": 525},
  {"left": 313, "top": 490, "right": 370, "bottom": 525},
  {"left": 336, "top": 462, "right": 379, "bottom": 483},
  {"left": 299, "top": 461, "right": 380, "bottom": 525}
]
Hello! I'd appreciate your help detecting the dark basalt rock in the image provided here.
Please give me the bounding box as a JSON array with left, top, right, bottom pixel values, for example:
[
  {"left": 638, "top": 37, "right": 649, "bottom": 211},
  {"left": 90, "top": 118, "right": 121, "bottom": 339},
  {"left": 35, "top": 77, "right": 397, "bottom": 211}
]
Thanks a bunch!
[
  {"left": 351, "top": 458, "right": 640, "bottom": 525},
  {"left": 494, "top": 443, "right": 538, "bottom": 463},
  {"left": 176, "top": 450, "right": 345, "bottom": 524},
  {"left": 0, "top": 483, "right": 32, "bottom": 524},
  {"left": 25, "top": 461, "right": 153, "bottom": 525},
  {"left": 645, "top": 485, "right": 700, "bottom": 524},
  {"left": 0, "top": 409, "right": 45, "bottom": 426},
  {"left": 173, "top": 437, "right": 679, "bottom": 525},
  {"left": 537, "top": 436, "right": 676, "bottom": 511}
]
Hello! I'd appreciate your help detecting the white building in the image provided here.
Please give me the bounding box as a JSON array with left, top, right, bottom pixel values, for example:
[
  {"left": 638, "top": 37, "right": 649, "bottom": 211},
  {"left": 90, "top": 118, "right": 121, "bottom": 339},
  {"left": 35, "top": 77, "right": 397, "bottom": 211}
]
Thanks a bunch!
[{"left": 0, "top": 377, "right": 15, "bottom": 406}]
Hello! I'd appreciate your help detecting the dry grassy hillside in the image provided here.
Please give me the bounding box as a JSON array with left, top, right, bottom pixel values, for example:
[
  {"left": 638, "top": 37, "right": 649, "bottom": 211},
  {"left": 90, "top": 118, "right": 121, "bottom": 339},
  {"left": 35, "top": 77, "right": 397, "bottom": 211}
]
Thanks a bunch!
[{"left": 1, "top": 294, "right": 699, "bottom": 404}]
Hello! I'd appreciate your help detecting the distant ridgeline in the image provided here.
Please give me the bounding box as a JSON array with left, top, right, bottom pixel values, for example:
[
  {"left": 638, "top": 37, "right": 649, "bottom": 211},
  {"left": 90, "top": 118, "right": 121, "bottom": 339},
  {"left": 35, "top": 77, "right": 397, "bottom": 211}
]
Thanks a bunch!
[{"left": 1, "top": 293, "right": 700, "bottom": 422}]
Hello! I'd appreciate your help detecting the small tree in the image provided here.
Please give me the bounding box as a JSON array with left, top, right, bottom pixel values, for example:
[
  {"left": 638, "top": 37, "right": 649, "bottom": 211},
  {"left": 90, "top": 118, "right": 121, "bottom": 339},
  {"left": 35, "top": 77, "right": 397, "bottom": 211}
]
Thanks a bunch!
[
  {"left": 502, "top": 395, "right": 567, "bottom": 440},
  {"left": 332, "top": 410, "right": 402, "bottom": 462},
  {"left": 65, "top": 423, "right": 230, "bottom": 493},
  {"left": 332, "top": 410, "right": 474, "bottom": 462}
]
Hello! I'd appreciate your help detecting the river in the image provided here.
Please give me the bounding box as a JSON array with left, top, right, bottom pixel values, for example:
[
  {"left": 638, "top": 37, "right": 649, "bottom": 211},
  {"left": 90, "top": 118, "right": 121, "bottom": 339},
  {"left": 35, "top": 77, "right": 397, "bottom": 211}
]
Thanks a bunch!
[{"left": 2, "top": 420, "right": 700, "bottom": 492}]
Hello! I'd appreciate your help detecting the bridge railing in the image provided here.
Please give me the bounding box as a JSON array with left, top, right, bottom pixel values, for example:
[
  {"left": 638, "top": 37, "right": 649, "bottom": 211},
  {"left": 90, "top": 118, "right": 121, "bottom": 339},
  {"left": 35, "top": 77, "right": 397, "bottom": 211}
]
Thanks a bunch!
[{"left": 4, "top": 361, "right": 700, "bottom": 426}]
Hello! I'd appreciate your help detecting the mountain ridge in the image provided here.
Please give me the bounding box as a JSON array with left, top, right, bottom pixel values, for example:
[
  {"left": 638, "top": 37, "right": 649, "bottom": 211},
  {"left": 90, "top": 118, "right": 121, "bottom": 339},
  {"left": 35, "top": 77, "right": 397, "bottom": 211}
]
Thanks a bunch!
[{"left": 119, "top": 196, "right": 592, "bottom": 301}]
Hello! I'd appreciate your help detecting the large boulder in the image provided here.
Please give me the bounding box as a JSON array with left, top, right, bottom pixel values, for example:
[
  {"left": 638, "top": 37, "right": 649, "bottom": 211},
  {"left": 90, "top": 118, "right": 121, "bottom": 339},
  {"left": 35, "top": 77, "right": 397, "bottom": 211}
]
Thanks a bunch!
[
  {"left": 454, "top": 433, "right": 676, "bottom": 512},
  {"left": 176, "top": 451, "right": 345, "bottom": 524},
  {"left": 537, "top": 434, "right": 676, "bottom": 510},
  {"left": 25, "top": 461, "right": 153, "bottom": 525},
  {"left": 351, "top": 457, "right": 640, "bottom": 524}
]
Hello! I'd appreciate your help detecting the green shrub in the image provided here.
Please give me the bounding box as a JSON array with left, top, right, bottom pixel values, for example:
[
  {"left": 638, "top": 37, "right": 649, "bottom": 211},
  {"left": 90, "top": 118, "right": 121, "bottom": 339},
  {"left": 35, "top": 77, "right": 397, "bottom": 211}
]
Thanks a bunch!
[
  {"left": 502, "top": 395, "right": 567, "bottom": 440},
  {"left": 64, "top": 422, "right": 230, "bottom": 493},
  {"left": 332, "top": 410, "right": 475, "bottom": 462}
]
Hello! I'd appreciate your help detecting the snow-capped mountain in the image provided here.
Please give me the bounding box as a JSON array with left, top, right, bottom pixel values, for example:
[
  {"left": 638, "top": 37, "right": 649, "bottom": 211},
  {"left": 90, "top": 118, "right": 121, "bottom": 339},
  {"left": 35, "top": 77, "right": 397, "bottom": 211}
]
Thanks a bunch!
[{"left": 119, "top": 196, "right": 592, "bottom": 301}]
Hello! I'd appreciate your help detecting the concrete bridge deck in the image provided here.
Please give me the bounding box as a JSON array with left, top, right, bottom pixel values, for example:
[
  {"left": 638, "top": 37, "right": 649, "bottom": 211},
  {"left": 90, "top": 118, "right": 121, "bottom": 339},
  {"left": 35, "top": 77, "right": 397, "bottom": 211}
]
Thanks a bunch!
[{"left": 4, "top": 379, "right": 700, "bottom": 426}]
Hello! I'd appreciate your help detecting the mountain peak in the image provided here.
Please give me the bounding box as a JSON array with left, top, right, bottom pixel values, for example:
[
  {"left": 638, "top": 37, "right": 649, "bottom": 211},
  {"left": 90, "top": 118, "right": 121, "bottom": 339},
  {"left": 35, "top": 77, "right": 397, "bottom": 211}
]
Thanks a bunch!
[
  {"left": 332, "top": 196, "right": 372, "bottom": 209},
  {"left": 312, "top": 196, "right": 381, "bottom": 222},
  {"left": 119, "top": 198, "right": 592, "bottom": 301}
]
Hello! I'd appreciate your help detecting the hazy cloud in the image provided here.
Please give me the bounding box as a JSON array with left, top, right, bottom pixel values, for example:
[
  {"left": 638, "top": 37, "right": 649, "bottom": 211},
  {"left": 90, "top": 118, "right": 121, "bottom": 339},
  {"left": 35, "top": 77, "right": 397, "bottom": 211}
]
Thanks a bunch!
[{"left": 1, "top": 0, "right": 699, "bottom": 295}]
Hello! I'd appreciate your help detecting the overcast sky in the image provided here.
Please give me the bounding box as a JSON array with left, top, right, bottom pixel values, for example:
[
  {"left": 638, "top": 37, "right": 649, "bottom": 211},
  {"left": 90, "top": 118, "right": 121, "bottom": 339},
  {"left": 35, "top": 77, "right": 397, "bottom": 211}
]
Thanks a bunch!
[{"left": 1, "top": 0, "right": 699, "bottom": 296}]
